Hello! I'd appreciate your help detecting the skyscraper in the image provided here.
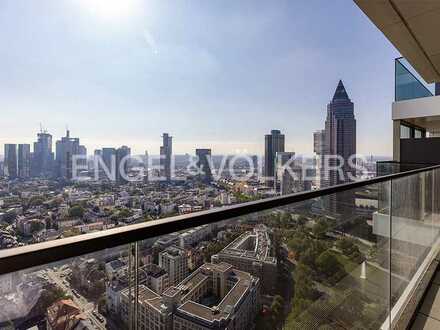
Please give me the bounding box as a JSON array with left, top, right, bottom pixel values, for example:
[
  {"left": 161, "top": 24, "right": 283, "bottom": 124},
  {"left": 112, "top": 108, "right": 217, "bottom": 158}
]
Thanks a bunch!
[
  {"left": 313, "top": 130, "right": 325, "bottom": 189},
  {"left": 55, "top": 130, "right": 85, "bottom": 180},
  {"left": 4, "top": 144, "right": 17, "bottom": 179},
  {"left": 323, "top": 80, "right": 356, "bottom": 187},
  {"left": 101, "top": 148, "right": 116, "bottom": 181},
  {"left": 32, "top": 130, "right": 54, "bottom": 177},
  {"left": 18, "top": 144, "right": 31, "bottom": 179},
  {"left": 195, "top": 148, "right": 213, "bottom": 183},
  {"left": 144, "top": 151, "right": 149, "bottom": 184},
  {"left": 160, "top": 133, "right": 172, "bottom": 182},
  {"left": 274, "top": 152, "right": 303, "bottom": 195},
  {"left": 116, "top": 146, "right": 131, "bottom": 184},
  {"left": 320, "top": 80, "right": 356, "bottom": 215},
  {"left": 264, "top": 130, "right": 285, "bottom": 187}
]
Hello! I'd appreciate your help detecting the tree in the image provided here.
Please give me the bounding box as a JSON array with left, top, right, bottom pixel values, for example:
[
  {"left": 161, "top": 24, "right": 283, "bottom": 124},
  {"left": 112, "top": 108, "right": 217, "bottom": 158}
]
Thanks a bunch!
[
  {"left": 32, "top": 284, "right": 69, "bottom": 316},
  {"left": 97, "top": 295, "right": 107, "bottom": 314},
  {"left": 312, "top": 219, "right": 329, "bottom": 239},
  {"left": 29, "top": 196, "right": 44, "bottom": 207},
  {"left": 336, "top": 238, "right": 364, "bottom": 262},
  {"left": 336, "top": 238, "right": 356, "bottom": 254},
  {"left": 294, "top": 263, "right": 316, "bottom": 301},
  {"left": 316, "top": 251, "right": 346, "bottom": 284},
  {"left": 118, "top": 208, "right": 133, "bottom": 219},
  {"left": 291, "top": 298, "right": 312, "bottom": 318},
  {"left": 30, "top": 221, "right": 45, "bottom": 234},
  {"left": 271, "top": 294, "right": 285, "bottom": 324},
  {"left": 68, "top": 205, "right": 85, "bottom": 218},
  {"left": 2, "top": 211, "right": 16, "bottom": 224},
  {"left": 271, "top": 299, "right": 282, "bottom": 319},
  {"left": 298, "top": 240, "right": 326, "bottom": 270},
  {"left": 296, "top": 216, "right": 308, "bottom": 227}
]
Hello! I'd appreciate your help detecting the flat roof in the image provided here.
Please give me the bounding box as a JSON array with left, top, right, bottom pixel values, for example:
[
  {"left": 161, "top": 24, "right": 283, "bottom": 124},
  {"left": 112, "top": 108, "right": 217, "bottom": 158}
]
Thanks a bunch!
[{"left": 176, "top": 265, "right": 256, "bottom": 324}]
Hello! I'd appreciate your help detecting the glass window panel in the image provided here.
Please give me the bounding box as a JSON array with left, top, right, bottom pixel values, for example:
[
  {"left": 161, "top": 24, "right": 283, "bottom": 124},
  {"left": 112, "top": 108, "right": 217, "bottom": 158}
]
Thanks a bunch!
[
  {"left": 400, "top": 125, "right": 411, "bottom": 139},
  {"left": 390, "top": 171, "right": 440, "bottom": 325},
  {"left": 395, "top": 58, "right": 433, "bottom": 101}
]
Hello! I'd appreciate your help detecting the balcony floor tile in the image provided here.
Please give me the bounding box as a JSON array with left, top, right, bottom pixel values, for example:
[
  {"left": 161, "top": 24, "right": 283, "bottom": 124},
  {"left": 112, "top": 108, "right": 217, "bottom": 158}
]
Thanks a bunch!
[
  {"left": 420, "top": 283, "right": 440, "bottom": 319},
  {"left": 432, "top": 271, "right": 440, "bottom": 286},
  {"left": 411, "top": 314, "right": 440, "bottom": 330}
]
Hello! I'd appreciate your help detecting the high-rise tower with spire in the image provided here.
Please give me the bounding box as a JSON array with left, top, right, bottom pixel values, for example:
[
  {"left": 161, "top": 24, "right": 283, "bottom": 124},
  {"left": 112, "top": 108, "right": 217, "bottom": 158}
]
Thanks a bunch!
[
  {"left": 317, "top": 80, "right": 356, "bottom": 214},
  {"left": 322, "top": 80, "right": 356, "bottom": 187}
]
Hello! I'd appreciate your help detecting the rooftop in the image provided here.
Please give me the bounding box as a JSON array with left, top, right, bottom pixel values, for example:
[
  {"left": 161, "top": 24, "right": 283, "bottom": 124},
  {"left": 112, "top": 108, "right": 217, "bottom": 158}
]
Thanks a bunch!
[
  {"left": 175, "top": 262, "right": 258, "bottom": 324},
  {"left": 217, "top": 225, "right": 276, "bottom": 264}
]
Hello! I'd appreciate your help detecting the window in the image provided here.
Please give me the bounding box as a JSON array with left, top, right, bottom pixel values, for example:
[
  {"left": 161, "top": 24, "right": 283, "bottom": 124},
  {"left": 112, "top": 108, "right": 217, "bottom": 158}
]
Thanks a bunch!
[{"left": 400, "top": 125, "right": 411, "bottom": 139}]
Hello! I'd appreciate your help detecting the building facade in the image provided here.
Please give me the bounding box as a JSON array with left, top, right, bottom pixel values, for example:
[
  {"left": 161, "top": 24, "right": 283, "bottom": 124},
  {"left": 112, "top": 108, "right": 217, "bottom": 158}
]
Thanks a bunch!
[
  {"left": 55, "top": 130, "right": 85, "bottom": 180},
  {"left": 159, "top": 245, "right": 189, "bottom": 286},
  {"left": 17, "top": 144, "right": 31, "bottom": 179},
  {"left": 32, "top": 131, "right": 54, "bottom": 178},
  {"left": 171, "top": 263, "right": 260, "bottom": 330},
  {"left": 116, "top": 146, "right": 131, "bottom": 184},
  {"left": 316, "top": 81, "right": 357, "bottom": 214},
  {"left": 274, "top": 151, "right": 303, "bottom": 195},
  {"left": 323, "top": 80, "right": 356, "bottom": 187},
  {"left": 264, "top": 129, "right": 285, "bottom": 187},
  {"left": 313, "top": 129, "right": 325, "bottom": 189},
  {"left": 195, "top": 148, "right": 213, "bottom": 183},
  {"left": 160, "top": 133, "right": 172, "bottom": 182},
  {"left": 101, "top": 148, "right": 116, "bottom": 181},
  {"left": 4, "top": 144, "right": 17, "bottom": 179}
]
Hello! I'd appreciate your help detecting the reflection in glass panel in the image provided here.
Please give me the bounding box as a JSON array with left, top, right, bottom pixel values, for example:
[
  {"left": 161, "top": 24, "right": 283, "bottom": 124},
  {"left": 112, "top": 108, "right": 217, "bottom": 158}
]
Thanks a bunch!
[
  {"left": 127, "top": 184, "right": 392, "bottom": 329},
  {"left": 0, "top": 182, "right": 392, "bottom": 329},
  {"left": 0, "top": 245, "right": 133, "bottom": 330},
  {"left": 390, "top": 171, "right": 440, "bottom": 324},
  {"left": 6, "top": 172, "right": 440, "bottom": 329},
  {"left": 395, "top": 58, "right": 433, "bottom": 101}
]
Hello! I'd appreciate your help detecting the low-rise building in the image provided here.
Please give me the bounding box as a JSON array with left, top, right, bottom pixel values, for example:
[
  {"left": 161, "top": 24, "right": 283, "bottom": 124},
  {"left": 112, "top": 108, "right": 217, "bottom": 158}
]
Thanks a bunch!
[
  {"left": 144, "top": 263, "right": 169, "bottom": 294},
  {"left": 120, "top": 285, "right": 173, "bottom": 330},
  {"left": 170, "top": 262, "right": 260, "bottom": 330},
  {"left": 159, "top": 246, "right": 189, "bottom": 286},
  {"left": 178, "top": 225, "right": 211, "bottom": 248},
  {"left": 46, "top": 299, "right": 92, "bottom": 330},
  {"left": 212, "top": 225, "right": 277, "bottom": 293}
]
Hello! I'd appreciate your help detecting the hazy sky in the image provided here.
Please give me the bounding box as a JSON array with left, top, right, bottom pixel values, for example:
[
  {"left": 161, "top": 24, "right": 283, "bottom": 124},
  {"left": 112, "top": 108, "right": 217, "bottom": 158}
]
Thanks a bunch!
[{"left": 0, "top": 0, "right": 399, "bottom": 156}]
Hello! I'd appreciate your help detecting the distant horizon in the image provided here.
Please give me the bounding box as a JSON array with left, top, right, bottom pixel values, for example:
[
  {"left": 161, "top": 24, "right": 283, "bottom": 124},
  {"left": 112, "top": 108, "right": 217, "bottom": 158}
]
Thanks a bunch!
[{"left": 0, "top": 147, "right": 393, "bottom": 160}]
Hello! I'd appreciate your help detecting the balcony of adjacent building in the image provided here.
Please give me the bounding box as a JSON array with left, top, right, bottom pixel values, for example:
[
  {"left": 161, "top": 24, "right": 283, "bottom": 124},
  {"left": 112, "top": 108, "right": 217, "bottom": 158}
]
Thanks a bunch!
[{"left": 393, "top": 58, "right": 440, "bottom": 166}]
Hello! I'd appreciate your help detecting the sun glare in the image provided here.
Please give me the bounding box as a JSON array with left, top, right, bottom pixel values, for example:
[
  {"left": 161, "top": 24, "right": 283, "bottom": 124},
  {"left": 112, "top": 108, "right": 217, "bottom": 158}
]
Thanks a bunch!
[{"left": 80, "top": 0, "right": 140, "bottom": 21}]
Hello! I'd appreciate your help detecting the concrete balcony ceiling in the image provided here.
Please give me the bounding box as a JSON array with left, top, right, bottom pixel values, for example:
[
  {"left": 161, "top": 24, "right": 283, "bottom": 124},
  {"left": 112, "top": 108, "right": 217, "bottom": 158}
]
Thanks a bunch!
[{"left": 355, "top": 0, "right": 440, "bottom": 83}]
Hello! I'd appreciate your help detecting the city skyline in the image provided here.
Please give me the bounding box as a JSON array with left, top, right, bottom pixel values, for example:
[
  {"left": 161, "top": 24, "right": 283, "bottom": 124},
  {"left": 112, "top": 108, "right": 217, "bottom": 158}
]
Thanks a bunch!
[
  {"left": 1, "top": 2, "right": 440, "bottom": 330},
  {"left": 0, "top": 0, "right": 399, "bottom": 156}
]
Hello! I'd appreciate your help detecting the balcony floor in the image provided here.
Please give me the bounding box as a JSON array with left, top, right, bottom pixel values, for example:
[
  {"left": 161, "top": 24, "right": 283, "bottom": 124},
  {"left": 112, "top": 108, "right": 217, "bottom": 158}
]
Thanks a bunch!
[{"left": 412, "top": 271, "right": 440, "bottom": 329}]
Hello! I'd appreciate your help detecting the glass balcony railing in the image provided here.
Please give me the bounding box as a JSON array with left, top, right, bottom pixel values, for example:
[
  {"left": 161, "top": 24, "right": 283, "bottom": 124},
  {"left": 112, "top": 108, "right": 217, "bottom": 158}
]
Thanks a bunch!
[
  {"left": 0, "top": 165, "right": 440, "bottom": 330},
  {"left": 376, "top": 161, "right": 434, "bottom": 176},
  {"left": 395, "top": 57, "right": 436, "bottom": 102}
]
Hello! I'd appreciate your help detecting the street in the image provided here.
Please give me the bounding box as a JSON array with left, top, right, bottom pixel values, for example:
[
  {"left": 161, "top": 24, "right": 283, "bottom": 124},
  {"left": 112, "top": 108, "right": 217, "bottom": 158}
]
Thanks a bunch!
[{"left": 45, "top": 267, "right": 107, "bottom": 330}]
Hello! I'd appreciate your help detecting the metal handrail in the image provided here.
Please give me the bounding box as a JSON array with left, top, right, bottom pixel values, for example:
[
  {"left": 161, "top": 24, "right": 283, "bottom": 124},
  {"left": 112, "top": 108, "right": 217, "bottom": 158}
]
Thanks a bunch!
[{"left": 1, "top": 163, "right": 439, "bottom": 276}]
